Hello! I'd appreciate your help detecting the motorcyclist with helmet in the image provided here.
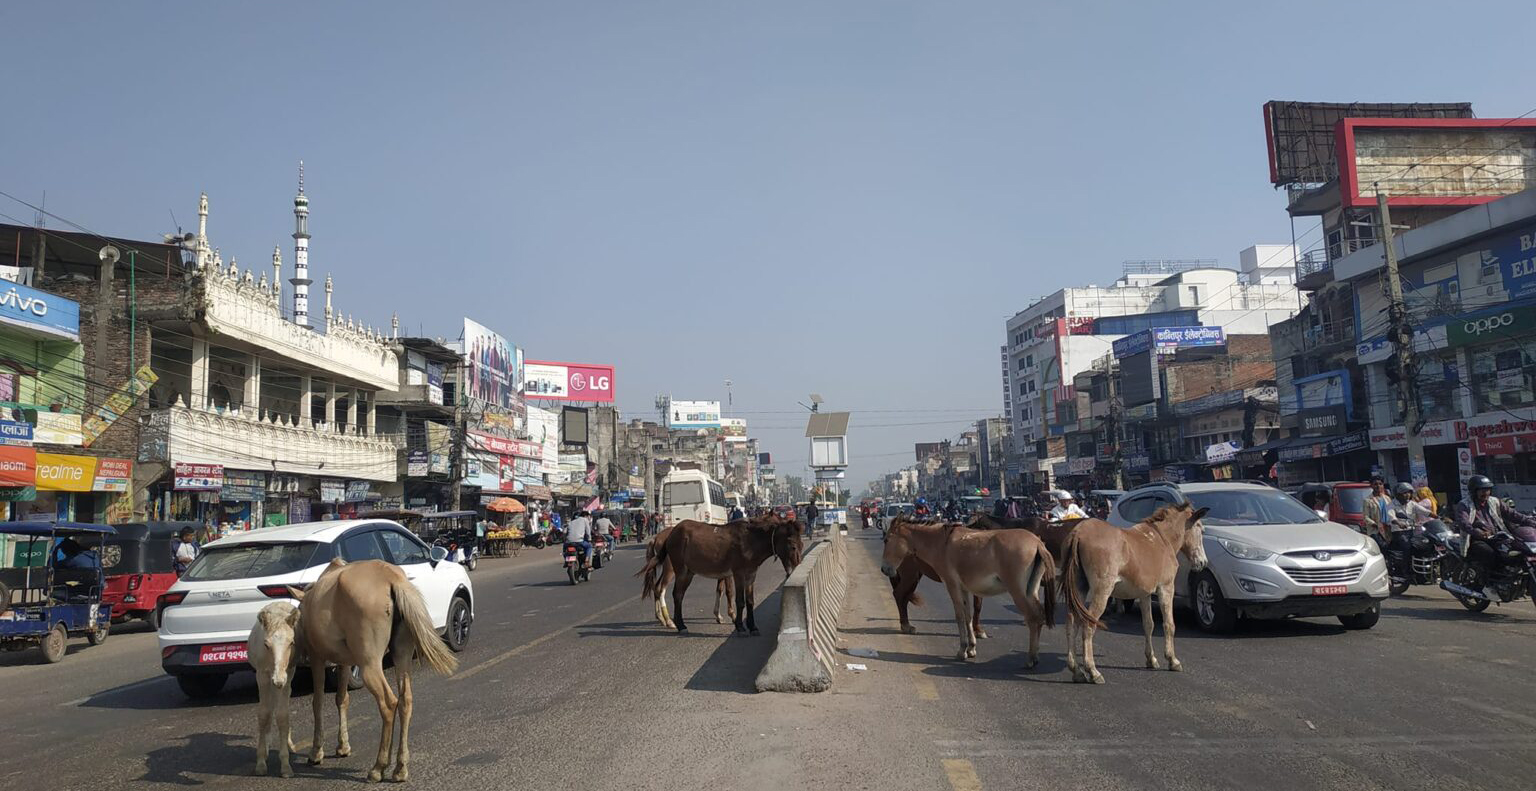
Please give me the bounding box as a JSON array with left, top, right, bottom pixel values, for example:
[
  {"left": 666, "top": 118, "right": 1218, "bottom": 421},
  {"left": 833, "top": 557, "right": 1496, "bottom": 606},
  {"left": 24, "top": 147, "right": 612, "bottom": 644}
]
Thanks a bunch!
[{"left": 1452, "top": 475, "right": 1536, "bottom": 596}]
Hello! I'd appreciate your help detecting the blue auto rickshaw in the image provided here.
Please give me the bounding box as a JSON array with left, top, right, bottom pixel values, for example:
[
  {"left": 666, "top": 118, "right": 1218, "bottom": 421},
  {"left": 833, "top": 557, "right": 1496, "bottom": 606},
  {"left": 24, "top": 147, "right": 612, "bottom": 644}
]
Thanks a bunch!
[{"left": 0, "top": 521, "right": 115, "bottom": 663}]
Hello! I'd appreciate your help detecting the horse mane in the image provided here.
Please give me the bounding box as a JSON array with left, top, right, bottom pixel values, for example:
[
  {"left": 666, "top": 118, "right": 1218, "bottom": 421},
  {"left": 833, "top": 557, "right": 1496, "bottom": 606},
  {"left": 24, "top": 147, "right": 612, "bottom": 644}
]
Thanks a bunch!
[{"left": 1145, "top": 502, "right": 1190, "bottom": 526}]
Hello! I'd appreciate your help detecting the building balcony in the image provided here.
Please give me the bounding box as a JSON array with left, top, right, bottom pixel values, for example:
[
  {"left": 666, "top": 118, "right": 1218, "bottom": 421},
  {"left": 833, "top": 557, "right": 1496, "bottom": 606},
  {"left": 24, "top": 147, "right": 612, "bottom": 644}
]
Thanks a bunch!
[
  {"left": 199, "top": 267, "right": 399, "bottom": 391},
  {"left": 140, "top": 404, "right": 397, "bottom": 482}
]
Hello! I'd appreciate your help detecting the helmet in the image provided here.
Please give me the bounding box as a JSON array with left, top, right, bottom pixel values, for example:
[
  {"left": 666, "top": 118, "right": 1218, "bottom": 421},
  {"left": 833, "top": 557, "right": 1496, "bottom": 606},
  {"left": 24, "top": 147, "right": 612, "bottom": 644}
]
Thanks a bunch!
[
  {"left": 1468, "top": 475, "right": 1495, "bottom": 493},
  {"left": 916, "top": 497, "right": 927, "bottom": 505},
  {"left": 1394, "top": 482, "right": 1415, "bottom": 496},
  {"left": 1053, "top": 490, "right": 1074, "bottom": 501}
]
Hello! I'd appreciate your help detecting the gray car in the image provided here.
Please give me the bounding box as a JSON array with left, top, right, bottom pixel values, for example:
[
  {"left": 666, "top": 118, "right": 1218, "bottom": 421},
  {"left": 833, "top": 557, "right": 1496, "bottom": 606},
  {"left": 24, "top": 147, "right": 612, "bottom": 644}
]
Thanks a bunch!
[{"left": 1107, "top": 481, "right": 1389, "bottom": 633}]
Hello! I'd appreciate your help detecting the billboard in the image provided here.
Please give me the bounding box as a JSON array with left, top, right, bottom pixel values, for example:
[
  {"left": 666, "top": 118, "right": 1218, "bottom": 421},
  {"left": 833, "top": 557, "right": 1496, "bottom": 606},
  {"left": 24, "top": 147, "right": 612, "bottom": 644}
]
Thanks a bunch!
[
  {"left": 527, "top": 405, "right": 560, "bottom": 475},
  {"left": 721, "top": 418, "right": 748, "bottom": 440},
  {"left": 463, "top": 318, "right": 522, "bottom": 410},
  {"left": 666, "top": 400, "right": 721, "bottom": 429},
  {"left": 1339, "top": 118, "right": 1536, "bottom": 209},
  {"left": 1262, "top": 100, "right": 1472, "bottom": 186},
  {"left": 523, "top": 360, "right": 615, "bottom": 403},
  {"left": 1112, "top": 326, "right": 1225, "bottom": 359}
]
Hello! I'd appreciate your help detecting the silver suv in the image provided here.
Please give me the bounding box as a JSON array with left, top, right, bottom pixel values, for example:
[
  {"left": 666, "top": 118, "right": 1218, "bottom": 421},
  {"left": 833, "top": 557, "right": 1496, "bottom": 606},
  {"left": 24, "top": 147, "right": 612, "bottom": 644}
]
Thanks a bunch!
[{"left": 1107, "top": 481, "right": 1388, "bottom": 633}]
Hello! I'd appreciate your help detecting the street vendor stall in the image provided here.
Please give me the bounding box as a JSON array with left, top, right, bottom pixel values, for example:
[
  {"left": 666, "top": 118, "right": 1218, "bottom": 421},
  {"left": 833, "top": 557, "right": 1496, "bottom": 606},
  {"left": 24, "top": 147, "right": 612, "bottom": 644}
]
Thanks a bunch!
[{"left": 483, "top": 498, "right": 526, "bottom": 557}]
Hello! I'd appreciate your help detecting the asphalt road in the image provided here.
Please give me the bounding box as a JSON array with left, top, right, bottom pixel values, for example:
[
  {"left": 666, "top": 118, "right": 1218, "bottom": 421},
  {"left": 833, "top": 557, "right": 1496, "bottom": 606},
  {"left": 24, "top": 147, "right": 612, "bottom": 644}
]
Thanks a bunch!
[{"left": 4, "top": 529, "right": 1536, "bottom": 791}]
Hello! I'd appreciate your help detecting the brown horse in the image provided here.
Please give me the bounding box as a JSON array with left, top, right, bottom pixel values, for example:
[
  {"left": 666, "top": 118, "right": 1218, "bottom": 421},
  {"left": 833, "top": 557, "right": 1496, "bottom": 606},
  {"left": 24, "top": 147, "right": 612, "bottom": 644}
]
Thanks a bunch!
[
  {"left": 885, "top": 517, "right": 985, "bottom": 639},
  {"left": 291, "top": 559, "right": 458, "bottom": 782},
  {"left": 1059, "top": 504, "right": 1209, "bottom": 684},
  {"left": 880, "top": 520, "right": 1056, "bottom": 664},
  {"left": 640, "top": 515, "right": 802, "bottom": 634},
  {"left": 643, "top": 526, "right": 734, "bottom": 628}
]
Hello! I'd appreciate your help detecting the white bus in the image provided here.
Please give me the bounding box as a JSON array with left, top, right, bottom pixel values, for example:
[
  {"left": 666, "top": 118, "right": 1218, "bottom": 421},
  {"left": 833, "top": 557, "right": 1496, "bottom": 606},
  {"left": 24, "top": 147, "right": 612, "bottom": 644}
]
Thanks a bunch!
[{"left": 661, "top": 469, "right": 730, "bottom": 526}]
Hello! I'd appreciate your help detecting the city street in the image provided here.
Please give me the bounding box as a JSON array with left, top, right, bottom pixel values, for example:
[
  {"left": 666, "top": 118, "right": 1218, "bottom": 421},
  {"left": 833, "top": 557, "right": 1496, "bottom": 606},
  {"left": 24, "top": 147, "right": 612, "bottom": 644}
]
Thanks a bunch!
[{"left": 4, "top": 531, "right": 1536, "bottom": 790}]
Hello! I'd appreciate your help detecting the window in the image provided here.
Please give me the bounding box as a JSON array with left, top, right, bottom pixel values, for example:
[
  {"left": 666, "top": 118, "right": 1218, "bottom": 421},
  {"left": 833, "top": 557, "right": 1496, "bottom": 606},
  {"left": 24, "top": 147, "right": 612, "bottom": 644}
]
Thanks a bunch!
[
  {"left": 379, "top": 530, "right": 430, "bottom": 565},
  {"left": 1025, "top": 355, "right": 1034, "bottom": 368},
  {"left": 1471, "top": 340, "right": 1534, "bottom": 410},
  {"left": 182, "top": 542, "right": 325, "bottom": 581},
  {"left": 1118, "top": 493, "right": 1172, "bottom": 523},
  {"left": 664, "top": 481, "right": 703, "bottom": 506},
  {"left": 708, "top": 481, "right": 726, "bottom": 505},
  {"left": 339, "top": 531, "right": 388, "bottom": 562}
]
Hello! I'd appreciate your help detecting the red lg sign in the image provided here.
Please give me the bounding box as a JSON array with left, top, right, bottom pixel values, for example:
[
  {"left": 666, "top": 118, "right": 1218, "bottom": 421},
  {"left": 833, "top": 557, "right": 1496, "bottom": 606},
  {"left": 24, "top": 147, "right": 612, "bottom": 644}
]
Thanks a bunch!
[{"left": 566, "top": 365, "right": 614, "bottom": 402}]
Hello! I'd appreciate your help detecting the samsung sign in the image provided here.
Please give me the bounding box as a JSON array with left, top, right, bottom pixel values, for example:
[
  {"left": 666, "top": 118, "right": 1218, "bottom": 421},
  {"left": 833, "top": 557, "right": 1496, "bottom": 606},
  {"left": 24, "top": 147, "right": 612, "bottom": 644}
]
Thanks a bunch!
[
  {"left": 1112, "top": 326, "right": 1225, "bottom": 359},
  {"left": 0, "top": 282, "right": 79, "bottom": 341}
]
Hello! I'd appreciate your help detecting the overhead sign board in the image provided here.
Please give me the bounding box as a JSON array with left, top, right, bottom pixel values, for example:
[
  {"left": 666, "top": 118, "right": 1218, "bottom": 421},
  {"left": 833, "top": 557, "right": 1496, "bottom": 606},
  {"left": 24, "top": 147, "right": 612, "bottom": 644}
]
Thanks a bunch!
[
  {"left": 1112, "top": 326, "right": 1225, "bottom": 359},
  {"left": 523, "top": 360, "right": 615, "bottom": 403},
  {"left": 666, "top": 400, "right": 721, "bottom": 429}
]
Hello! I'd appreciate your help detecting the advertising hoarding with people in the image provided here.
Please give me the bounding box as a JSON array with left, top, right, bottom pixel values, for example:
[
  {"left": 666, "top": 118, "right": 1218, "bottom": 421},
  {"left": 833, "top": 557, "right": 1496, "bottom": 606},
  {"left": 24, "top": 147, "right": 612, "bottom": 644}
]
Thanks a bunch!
[
  {"left": 463, "top": 318, "right": 523, "bottom": 410},
  {"left": 666, "top": 400, "right": 721, "bottom": 429}
]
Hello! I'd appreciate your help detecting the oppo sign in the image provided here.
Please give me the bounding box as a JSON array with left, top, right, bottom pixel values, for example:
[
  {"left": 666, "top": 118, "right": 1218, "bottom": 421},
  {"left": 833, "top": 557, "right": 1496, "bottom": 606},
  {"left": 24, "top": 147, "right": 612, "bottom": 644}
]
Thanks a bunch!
[{"left": 1449, "top": 306, "right": 1534, "bottom": 347}]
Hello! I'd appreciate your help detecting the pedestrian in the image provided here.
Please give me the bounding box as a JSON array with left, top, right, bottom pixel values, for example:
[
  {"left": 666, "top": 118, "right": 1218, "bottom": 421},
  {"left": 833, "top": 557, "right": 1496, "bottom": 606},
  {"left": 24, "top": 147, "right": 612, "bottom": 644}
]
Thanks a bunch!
[
  {"left": 474, "top": 517, "right": 487, "bottom": 555},
  {"left": 1362, "top": 477, "right": 1396, "bottom": 545},
  {"left": 172, "top": 527, "right": 200, "bottom": 576},
  {"left": 804, "top": 501, "right": 819, "bottom": 538}
]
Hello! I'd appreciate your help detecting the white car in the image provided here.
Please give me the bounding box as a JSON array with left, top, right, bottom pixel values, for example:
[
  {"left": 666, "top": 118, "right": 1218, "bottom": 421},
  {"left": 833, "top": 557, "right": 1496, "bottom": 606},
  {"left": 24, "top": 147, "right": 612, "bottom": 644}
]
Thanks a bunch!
[
  {"left": 1107, "top": 482, "right": 1388, "bottom": 633},
  {"left": 156, "top": 519, "right": 474, "bottom": 698}
]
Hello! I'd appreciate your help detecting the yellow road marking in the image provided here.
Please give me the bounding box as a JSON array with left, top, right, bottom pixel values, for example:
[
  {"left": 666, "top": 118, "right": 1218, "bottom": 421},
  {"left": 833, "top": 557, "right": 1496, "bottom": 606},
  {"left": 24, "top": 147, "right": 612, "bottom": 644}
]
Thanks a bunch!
[
  {"left": 453, "top": 596, "right": 635, "bottom": 681},
  {"left": 942, "top": 758, "right": 983, "bottom": 791}
]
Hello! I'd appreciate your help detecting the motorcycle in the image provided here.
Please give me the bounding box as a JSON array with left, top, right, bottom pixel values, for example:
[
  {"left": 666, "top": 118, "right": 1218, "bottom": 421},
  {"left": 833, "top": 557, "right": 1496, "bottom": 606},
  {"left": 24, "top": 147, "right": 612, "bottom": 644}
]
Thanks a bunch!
[
  {"left": 522, "top": 532, "right": 548, "bottom": 549},
  {"left": 1385, "top": 519, "right": 1449, "bottom": 596},
  {"left": 593, "top": 536, "right": 612, "bottom": 568},
  {"left": 563, "top": 542, "right": 593, "bottom": 585},
  {"left": 1433, "top": 525, "right": 1536, "bottom": 612}
]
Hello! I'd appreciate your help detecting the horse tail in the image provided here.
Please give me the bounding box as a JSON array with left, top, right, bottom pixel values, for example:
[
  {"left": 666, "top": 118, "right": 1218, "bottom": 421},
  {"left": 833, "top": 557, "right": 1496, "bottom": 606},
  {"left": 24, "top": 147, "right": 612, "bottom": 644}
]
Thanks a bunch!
[
  {"left": 390, "top": 579, "right": 459, "bottom": 676},
  {"left": 1060, "top": 531, "right": 1103, "bottom": 631},
  {"left": 1026, "top": 544, "right": 1057, "bottom": 629},
  {"left": 638, "top": 538, "right": 667, "bottom": 600}
]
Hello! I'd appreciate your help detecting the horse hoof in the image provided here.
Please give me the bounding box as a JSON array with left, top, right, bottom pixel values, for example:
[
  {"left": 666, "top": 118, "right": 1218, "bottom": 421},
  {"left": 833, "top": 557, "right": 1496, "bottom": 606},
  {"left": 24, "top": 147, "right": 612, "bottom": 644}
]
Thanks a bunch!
[
  {"left": 1023, "top": 656, "right": 1038, "bottom": 670},
  {"left": 1169, "top": 660, "right": 1183, "bottom": 672},
  {"left": 253, "top": 765, "right": 267, "bottom": 777},
  {"left": 899, "top": 624, "right": 917, "bottom": 635},
  {"left": 966, "top": 647, "right": 977, "bottom": 659},
  {"left": 336, "top": 746, "right": 351, "bottom": 758},
  {"left": 676, "top": 625, "right": 688, "bottom": 633},
  {"left": 715, "top": 616, "right": 725, "bottom": 624},
  {"left": 1090, "top": 672, "right": 1105, "bottom": 685},
  {"left": 975, "top": 630, "right": 989, "bottom": 640},
  {"left": 309, "top": 755, "right": 324, "bottom": 767},
  {"left": 279, "top": 767, "right": 294, "bottom": 779},
  {"left": 1146, "top": 658, "right": 1160, "bottom": 670},
  {"left": 391, "top": 768, "right": 408, "bottom": 783},
  {"left": 955, "top": 650, "right": 969, "bottom": 661},
  {"left": 366, "top": 769, "right": 383, "bottom": 783},
  {"left": 749, "top": 628, "right": 760, "bottom": 637}
]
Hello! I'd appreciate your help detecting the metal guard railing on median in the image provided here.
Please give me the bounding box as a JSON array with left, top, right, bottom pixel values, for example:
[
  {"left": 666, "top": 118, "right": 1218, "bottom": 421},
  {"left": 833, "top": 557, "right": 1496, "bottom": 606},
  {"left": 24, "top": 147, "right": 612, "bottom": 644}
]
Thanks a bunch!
[{"left": 755, "top": 527, "right": 848, "bottom": 693}]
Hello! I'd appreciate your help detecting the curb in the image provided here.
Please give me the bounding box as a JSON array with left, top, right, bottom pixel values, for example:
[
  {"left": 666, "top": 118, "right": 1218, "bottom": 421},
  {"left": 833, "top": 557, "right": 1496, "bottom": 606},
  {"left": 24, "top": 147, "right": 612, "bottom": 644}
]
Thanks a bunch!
[{"left": 755, "top": 529, "right": 848, "bottom": 693}]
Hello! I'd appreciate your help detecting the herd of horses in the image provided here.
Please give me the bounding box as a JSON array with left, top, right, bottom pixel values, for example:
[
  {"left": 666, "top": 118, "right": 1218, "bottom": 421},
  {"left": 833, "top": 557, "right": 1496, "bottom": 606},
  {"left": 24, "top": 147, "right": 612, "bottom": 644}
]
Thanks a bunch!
[
  {"left": 880, "top": 504, "right": 1210, "bottom": 684},
  {"left": 242, "top": 505, "right": 1206, "bottom": 781}
]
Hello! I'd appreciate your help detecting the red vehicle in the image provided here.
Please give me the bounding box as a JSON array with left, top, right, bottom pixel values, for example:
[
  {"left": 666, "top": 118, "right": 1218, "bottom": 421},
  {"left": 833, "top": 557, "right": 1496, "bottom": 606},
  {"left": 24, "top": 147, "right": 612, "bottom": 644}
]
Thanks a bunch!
[
  {"left": 1296, "top": 482, "right": 1370, "bottom": 530},
  {"left": 101, "top": 522, "right": 199, "bottom": 629}
]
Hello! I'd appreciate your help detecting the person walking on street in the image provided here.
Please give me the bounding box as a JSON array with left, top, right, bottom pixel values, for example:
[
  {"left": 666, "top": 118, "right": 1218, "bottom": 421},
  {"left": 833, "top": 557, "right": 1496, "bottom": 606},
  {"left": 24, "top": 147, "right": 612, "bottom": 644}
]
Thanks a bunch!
[
  {"left": 172, "top": 527, "right": 200, "bottom": 576},
  {"left": 1362, "top": 477, "right": 1397, "bottom": 545},
  {"left": 804, "top": 501, "right": 819, "bottom": 538}
]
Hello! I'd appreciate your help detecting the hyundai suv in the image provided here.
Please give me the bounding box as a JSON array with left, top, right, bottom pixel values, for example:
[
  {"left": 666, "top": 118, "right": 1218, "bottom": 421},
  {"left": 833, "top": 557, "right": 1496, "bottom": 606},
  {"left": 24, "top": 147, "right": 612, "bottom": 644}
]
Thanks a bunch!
[
  {"left": 157, "top": 519, "right": 474, "bottom": 698},
  {"left": 1107, "top": 482, "right": 1388, "bottom": 633}
]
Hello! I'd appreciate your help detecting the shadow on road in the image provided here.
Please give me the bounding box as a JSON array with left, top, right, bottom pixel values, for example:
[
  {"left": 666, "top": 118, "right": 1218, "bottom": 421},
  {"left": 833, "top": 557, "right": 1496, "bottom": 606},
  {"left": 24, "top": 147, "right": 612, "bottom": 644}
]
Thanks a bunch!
[
  {"left": 680, "top": 588, "right": 783, "bottom": 694},
  {"left": 81, "top": 673, "right": 256, "bottom": 710},
  {"left": 139, "top": 732, "right": 253, "bottom": 785}
]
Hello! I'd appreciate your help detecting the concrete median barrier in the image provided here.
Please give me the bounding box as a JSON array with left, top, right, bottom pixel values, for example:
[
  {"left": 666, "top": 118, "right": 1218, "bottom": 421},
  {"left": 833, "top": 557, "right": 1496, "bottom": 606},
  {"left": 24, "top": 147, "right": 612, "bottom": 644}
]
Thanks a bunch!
[{"left": 755, "top": 528, "right": 848, "bottom": 693}]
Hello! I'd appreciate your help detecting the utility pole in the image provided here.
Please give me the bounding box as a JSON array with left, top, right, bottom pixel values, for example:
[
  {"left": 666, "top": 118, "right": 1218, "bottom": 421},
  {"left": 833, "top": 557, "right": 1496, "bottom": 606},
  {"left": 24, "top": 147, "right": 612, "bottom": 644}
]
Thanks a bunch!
[
  {"left": 1377, "top": 191, "right": 1428, "bottom": 488},
  {"left": 449, "top": 355, "right": 466, "bottom": 512}
]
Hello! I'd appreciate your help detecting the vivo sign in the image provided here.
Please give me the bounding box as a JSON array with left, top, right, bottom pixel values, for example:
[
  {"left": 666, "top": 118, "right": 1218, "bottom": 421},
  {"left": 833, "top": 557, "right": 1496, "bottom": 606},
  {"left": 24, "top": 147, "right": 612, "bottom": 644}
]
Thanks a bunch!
[
  {"left": 0, "top": 282, "right": 80, "bottom": 341},
  {"left": 522, "top": 360, "right": 615, "bottom": 403}
]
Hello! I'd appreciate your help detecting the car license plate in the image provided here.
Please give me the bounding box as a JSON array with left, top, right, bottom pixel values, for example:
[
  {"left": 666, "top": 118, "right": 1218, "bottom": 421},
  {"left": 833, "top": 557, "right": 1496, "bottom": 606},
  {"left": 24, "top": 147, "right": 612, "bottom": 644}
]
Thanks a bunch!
[
  {"left": 198, "top": 643, "right": 248, "bottom": 664},
  {"left": 1312, "top": 585, "right": 1348, "bottom": 596}
]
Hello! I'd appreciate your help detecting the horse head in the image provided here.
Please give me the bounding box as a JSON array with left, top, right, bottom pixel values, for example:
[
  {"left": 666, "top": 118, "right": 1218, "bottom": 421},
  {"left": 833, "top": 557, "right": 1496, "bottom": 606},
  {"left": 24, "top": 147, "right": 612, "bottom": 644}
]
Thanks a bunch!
[
  {"left": 880, "top": 519, "right": 918, "bottom": 578},
  {"left": 1173, "top": 503, "right": 1210, "bottom": 571},
  {"left": 256, "top": 601, "right": 302, "bottom": 690},
  {"left": 769, "top": 515, "right": 804, "bottom": 572}
]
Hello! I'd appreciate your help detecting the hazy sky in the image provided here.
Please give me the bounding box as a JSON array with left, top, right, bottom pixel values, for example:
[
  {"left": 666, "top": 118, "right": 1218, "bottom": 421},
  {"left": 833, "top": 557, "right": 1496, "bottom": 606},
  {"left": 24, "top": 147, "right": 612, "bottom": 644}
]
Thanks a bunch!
[{"left": 6, "top": 2, "right": 1535, "bottom": 490}]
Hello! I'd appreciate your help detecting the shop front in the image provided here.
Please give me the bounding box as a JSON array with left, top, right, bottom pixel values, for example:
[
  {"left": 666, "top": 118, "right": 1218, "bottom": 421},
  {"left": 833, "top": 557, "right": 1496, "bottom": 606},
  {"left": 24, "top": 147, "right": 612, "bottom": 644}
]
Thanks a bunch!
[
  {"left": 218, "top": 470, "right": 268, "bottom": 532},
  {"left": 1277, "top": 430, "right": 1373, "bottom": 489},
  {"left": 1370, "top": 406, "right": 1536, "bottom": 509},
  {"left": 9, "top": 452, "right": 134, "bottom": 523}
]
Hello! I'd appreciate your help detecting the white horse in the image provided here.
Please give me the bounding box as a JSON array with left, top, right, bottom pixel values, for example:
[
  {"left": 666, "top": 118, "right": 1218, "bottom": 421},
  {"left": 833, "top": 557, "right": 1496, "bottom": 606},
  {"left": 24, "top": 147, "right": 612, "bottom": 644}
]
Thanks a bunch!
[{"left": 250, "top": 601, "right": 303, "bottom": 777}]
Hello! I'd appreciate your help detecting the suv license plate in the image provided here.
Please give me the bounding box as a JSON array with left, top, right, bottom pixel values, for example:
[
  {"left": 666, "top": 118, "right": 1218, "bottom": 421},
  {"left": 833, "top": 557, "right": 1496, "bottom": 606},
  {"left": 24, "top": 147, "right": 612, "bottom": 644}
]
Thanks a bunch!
[
  {"left": 198, "top": 643, "right": 248, "bottom": 664},
  {"left": 1312, "top": 585, "right": 1348, "bottom": 596}
]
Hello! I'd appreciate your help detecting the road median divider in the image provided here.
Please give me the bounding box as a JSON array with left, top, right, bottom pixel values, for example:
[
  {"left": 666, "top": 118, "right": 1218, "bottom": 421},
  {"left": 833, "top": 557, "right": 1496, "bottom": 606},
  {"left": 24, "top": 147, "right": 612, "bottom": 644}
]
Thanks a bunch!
[{"left": 755, "top": 528, "right": 848, "bottom": 693}]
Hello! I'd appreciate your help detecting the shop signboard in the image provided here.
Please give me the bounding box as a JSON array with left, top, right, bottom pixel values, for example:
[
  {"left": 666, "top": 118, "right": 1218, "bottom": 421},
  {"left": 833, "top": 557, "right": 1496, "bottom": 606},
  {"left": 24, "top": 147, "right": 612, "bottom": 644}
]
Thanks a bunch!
[
  {"left": 1484, "top": 226, "right": 1536, "bottom": 304},
  {"left": 1279, "top": 440, "right": 1322, "bottom": 463},
  {"left": 665, "top": 399, "right": 721, "bottom": 429},
  {"left": 1067, "top": 457, "right": 1095, "bottom": 474},
  {"left": 0, "top": 280, "right": 80, "bottom": 341},
  {"left": 0, "top": 420, "right": 33, "bottom": 446},
  {"left": 1369, "top": 407, "right": 1536, "bottom": 451},
  {"left": 1445, "top": 304, "right": 1536, "bottom": 348},
  {"left": 221, "top": 471, "right": 267, "bottom": 502},
  {"left": 34, "top": 453, "right": 96, "bottom": 492},
  {"left": 82, "top": 365, "right": 158, "bottom": 447},
  {"left": 288, "top": 497, "right": 311, "bottom": 524},
  {"left": 344, "top": 481, "right": 371, "bottom": 503},
  {"left": 462, "top": 318, "right": 523, "bottom": 410},
  {"left": 174, "top": 462, "right": 224, "bottom": 490},
  {"left": 91, "top": 458, "right": 133, "bottom": 493},
  {"left": 1299, "top": 405, "right": 1348, "bottom": 437},
  {"left": 1204, "top": 440, "right": 1242, "bottom": 464},
  {"left": 1324, "top": 431, "right": 1369, "bottom": 457},
  {"left": 527, "top": 406, "right": 560, "bottom": 475},
  {"left": 406, "top": 450, "right": 429, "bottom": 477},
  {"left": 319, "top": 480, "right": 346, "bottom": 503},
  {"left": 426, "top": 362, "right": 444, "bottom": 405},
  {"left": 1123, "top": 452, "right": 1150, "bottom": 472},
  {"left": 1457, "top": 446, "right": 1475, "bottom": 483},
  {"left": 1112, "top": 326, "right": 1225, "bottom": 359},
  {"left": 33, "top": 412, "right": 83, "bottom": 446},
  {"left": 0, "top": 445, "right": 35, "bottom": 486},
  {"left": 0, "top": 486, "right": 36, "bottom": 501},
  {"left": 523, "top": 360, "right": 616, "bottom": 403},
  {"left": 721, "top": 418, "right": 748, "bottom": 440}
]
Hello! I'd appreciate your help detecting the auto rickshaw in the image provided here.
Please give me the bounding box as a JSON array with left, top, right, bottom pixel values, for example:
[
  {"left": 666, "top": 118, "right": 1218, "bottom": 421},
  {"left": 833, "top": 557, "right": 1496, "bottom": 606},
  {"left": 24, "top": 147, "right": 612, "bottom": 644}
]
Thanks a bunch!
[
  {"left": 101, "top": 521, "right": 200, "bottom": 630},
  {"left": 0, "top": 521, "right": 115, "bottom": 663}
]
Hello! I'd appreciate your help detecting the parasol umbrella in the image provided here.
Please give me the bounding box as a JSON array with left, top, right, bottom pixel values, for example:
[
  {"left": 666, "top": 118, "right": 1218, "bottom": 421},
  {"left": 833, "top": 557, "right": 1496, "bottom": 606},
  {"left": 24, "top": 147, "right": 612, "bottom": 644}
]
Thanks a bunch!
[{"left": 485, "top": 497, "right": 526, "bottom": 513}]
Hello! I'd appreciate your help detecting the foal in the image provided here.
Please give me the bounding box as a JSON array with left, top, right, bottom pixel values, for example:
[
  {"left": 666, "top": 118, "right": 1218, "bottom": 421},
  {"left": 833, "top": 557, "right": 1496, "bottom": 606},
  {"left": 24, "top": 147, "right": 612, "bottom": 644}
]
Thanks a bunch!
[
  {"left": 1060, "top": 503, "right": 1209, "bottom": 684},
  {"left": 250, "top": 601, "right": 302, "bottom": 777}
]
